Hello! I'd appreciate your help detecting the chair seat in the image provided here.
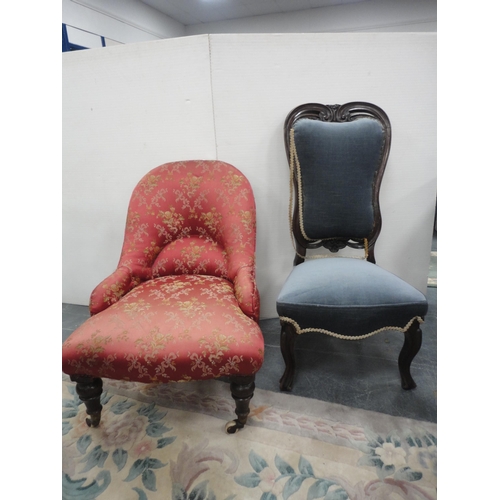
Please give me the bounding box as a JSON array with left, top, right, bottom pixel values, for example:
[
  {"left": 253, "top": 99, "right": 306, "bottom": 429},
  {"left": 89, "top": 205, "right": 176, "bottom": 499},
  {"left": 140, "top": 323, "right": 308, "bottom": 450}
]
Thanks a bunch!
[
  {"left": 63, "top": 274, "right": 264, "bottom": 383},
  {"left": 276, "top": 258, "right": 428, "bottom": 337}
]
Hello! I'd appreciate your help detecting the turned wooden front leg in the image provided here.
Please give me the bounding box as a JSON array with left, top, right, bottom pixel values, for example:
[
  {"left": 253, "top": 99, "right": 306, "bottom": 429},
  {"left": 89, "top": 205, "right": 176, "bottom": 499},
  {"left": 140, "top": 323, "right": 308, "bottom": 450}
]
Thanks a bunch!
[
  {"left": 70, "top": 375, "right": 103, "bottom": 427},
  {"left": 225, "top": 375, "right": 255, "bottom": 434}
]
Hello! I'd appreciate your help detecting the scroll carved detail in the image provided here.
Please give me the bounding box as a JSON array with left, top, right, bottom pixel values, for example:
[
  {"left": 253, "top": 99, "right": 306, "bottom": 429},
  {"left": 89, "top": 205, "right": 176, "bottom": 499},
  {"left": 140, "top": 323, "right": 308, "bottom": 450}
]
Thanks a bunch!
[{"left": 322, "top": 238, "right": 365, "bottom": 253}]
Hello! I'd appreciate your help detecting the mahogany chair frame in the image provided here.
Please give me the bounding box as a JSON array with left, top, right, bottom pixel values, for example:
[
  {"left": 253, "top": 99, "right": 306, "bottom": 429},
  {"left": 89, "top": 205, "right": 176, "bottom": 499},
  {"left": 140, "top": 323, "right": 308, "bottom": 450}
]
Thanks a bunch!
[{"left": 280, "top": 102, "right": 423, "bottom": 391}]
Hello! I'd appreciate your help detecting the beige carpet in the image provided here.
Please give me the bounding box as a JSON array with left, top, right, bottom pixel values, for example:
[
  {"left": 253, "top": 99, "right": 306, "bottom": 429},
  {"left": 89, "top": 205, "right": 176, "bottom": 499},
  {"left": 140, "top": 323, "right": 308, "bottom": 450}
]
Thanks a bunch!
[{"left": 62, "top": 374, "right": 437, "bottom": 500}]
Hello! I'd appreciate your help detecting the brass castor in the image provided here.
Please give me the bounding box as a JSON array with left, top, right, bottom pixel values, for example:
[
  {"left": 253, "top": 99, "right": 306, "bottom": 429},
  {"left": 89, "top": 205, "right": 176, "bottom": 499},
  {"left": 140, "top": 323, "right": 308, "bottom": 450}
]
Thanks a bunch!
[
  {"left": 85, "top": 412, "right": 102, "bottom": 428},
  {"left": 225, "top": 419, "right": 245, "bottom": 434}
]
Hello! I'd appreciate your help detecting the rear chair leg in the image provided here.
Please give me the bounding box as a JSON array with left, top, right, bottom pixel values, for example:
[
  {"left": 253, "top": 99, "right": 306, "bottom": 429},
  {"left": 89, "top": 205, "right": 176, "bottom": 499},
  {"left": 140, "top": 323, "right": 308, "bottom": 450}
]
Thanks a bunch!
[
  {"left": 398, "top": 320, "right": 423, "bottom": 390},
  {"left": 279, "top": 321, "right": 298, "bottom": 391},
  {"left": 71, "top": 375, "right": 103, "bottom": 427},
  {"left": 225, "top": 375, "right": 255, "bottom": 434}
]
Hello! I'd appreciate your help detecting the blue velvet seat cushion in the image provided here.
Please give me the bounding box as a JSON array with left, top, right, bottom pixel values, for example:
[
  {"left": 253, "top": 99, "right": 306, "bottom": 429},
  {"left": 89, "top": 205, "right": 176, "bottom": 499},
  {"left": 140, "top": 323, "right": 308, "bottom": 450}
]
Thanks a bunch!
[{"left": 276, "top": 258, "right": 428, "bottom": 337}]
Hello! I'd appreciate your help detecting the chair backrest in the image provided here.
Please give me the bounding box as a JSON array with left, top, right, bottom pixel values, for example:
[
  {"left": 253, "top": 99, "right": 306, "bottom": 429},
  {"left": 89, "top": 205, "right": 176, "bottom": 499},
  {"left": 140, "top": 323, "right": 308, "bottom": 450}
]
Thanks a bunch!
[
  {"left": 116, "top": 160, "right": 257, "bottom": 282},
  {"left": 284, "top": 102, "right": 391, "bottom": 263}
]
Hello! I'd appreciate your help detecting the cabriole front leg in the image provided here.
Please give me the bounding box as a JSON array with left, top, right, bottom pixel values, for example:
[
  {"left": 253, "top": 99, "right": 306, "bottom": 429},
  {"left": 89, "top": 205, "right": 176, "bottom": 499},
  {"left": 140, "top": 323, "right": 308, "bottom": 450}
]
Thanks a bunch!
[
  {"left": 398, "top": 320, "right": 423, "bottom": 390},
  {"left": 225, "top": 375, "right": 255, "bottom": 434},
  {"left": 70, "top": 375, "right": 103, "bottom": 427},
  {"left": 279, "top": 321, "right": 298, "bottom": 391}
]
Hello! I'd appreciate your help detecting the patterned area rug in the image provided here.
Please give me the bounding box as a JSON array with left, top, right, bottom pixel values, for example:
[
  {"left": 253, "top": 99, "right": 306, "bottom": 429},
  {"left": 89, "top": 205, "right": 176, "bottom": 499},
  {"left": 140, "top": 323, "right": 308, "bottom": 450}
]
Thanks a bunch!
[{"left": 62, "top": 374, "right": 437, "bottom": 500}]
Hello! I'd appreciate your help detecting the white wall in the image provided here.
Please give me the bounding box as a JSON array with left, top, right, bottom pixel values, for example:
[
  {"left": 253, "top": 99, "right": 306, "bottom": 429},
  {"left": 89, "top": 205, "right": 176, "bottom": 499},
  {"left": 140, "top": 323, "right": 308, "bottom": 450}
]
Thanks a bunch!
[
  {"left": 62, "top": 0, "right": 185, "bottom": 45},
  {"left": 63, "top": 35, "right": 216, "bottom": 307},
  {"left": 186, "top": 0, "right": 437, "bottom": 35},
  {"left": 63, "top": 33, "right": 436, "bottom": 319}
]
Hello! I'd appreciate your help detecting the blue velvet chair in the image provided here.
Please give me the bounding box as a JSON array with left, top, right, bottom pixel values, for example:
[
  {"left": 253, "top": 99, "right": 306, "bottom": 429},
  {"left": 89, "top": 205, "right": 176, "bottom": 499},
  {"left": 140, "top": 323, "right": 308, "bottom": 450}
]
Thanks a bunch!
[{"left": 276, "top": 102, "right": 428, "bottom": 391}]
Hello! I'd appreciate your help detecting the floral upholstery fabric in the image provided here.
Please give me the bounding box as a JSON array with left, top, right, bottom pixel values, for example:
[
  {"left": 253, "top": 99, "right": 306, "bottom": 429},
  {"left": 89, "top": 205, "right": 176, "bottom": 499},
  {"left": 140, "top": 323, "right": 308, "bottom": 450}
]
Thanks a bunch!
[
  {"left": 63, "top": 160, "right": 264, "bottom": 383},
  {"left": 63, "top": 275, "right": 263, "bottom": 382}
]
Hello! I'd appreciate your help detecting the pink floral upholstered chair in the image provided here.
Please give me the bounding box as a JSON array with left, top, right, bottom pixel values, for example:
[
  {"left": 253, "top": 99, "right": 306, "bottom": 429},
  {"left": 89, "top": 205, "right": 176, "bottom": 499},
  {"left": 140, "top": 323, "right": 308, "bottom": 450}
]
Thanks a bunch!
[{"left": 62, "top": 160, "right": 264, "bottom": 433}]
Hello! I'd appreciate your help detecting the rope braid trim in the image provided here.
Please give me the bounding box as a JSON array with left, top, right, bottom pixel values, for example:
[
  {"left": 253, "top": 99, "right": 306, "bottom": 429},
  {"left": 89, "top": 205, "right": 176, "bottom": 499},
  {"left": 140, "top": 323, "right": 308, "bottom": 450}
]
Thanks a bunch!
[
  {"left": 289, "top": 128, "right": 368, "bottom": 261},
  {"left": 279, "top": 315, "right": 424, "bottom": 340}
]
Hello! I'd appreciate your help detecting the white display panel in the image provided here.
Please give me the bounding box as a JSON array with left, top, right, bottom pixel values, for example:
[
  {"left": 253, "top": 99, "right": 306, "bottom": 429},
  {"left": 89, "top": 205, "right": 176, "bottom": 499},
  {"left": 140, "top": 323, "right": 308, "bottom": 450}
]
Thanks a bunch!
[{"left": 63, "top": 33, "right": 436, "bottom": 319}]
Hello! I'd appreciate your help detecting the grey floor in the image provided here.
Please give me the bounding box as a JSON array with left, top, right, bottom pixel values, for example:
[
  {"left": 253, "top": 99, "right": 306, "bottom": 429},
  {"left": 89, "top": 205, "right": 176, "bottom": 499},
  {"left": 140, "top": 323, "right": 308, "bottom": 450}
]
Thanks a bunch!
[{"left": 63, "top": 233, "right": 437, "bottom": 424}]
